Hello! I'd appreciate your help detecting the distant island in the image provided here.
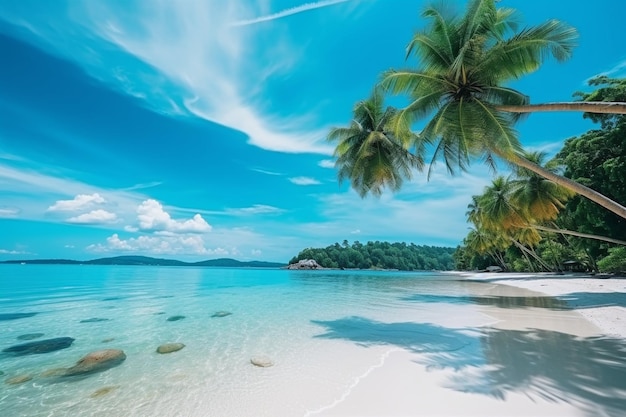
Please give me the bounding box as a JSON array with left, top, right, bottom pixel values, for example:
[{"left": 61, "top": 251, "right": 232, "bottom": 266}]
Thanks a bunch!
[{"left": 0, "top": 255, "right": 286, "bottom": 268}]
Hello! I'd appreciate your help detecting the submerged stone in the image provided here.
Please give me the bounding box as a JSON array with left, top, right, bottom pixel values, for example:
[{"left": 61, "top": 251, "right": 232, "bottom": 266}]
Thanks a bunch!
[
  {"left": 80, "top": 318, "right": 110, "bottom": 323},
  {"left": 166, "top": 315, "right": 186, "bottom": 322},
  {"left": 250, "top": 356, "right": 274, "bottom": 367},
  {"left": 156, "top": 343, "right": 185, "bottom": 354},
  {"left": 0, "top": 313, "right": 37, "bottom": 321},
  {"left": 40, "top": 368, "right": 68, "bottom": 378},
  {"left": 90, "top": 385, "right": 119, "bottom": 398},
  {"left": 101, "top": 338, "right": 115, "bottom": 343},
  {"left": 17, "top": 333, "right": 45, "bottom": 341},
  {"left": 64, "top": 349, "right": 126, "bottom": 377},
  {"left": 2, "top": 337, "right": 75, "bottom": 356},
  {"left": 5, "top": 374, "right": 33, "bottom": 385},
  {"left": 211, "top": 311, "right": 232, "bottom": 318}
]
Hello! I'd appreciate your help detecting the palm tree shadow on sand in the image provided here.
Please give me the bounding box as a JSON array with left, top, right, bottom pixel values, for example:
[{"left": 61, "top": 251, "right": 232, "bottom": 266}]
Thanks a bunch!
[{"left": 312, "top": 317, "right": 626, "bottom": 417}]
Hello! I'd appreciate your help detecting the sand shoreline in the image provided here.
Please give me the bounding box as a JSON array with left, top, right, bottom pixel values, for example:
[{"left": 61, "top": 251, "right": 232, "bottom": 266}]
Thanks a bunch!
[{"left": 459, "top": 272, "right": 626, "bottom": 338}]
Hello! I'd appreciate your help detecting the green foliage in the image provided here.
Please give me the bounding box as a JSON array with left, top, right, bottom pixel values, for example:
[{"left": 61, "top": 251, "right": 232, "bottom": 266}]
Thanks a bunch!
[
  {"left": 382, "top": 0, "right": 577, "bottom": 175},
  {"left": 289, "top": 241, "right": 455, "bottom": 271},
  {"left": 597, "top": 247, "right": 626, "bottom": 272},
  {"left": 556, "top": 77, "right": 626, "bottom": 260}
]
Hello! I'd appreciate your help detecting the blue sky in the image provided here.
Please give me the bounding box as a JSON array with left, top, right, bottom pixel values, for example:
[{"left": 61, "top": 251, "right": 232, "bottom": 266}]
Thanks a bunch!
[{"left": 1, "top": 0, "right": 625, "bottom": 262}]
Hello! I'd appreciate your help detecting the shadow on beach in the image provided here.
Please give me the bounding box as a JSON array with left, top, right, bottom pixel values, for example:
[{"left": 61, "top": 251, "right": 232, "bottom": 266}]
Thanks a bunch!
[
  {"left": 312, "top": 316, "right": 626, "bottom": 417},
  {"left": 401, "top": 291, "right": 626, "bottom": 310}
]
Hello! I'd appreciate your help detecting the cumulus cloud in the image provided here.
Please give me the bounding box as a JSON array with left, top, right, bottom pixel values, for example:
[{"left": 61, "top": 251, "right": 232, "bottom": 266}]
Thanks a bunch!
[
  {"left": 48, "top": 193, "right": 105, "bottom": 211},
  {"left": 67, "top": 209, "right": 118, "bottom": 224},
  {"left": 87, "top": 233, "right": 227, "bottom": 256},
  {"left": 136, "top": 199, "right": 212, "bottom": 233},
  {"left": 289, "top": 176, "right": 321, "bottom": 185}
]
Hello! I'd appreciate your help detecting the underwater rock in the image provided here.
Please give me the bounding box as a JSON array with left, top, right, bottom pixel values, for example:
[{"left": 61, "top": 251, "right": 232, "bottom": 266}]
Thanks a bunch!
[
  {"left": 17, "top": 333, "right": 45, "bottom": 340},
  {"left": 0, "top": 313, "right": 37, "bottom": 321},
  {"left": 101, "top": 338, "right": 115, "bottom": 343},
  {"left": 250, "top": 356, "right": 274, "bottom": 367},
  {"left": 0, "top": 370, "right": 4, "bottom": 376},
  {"left": 80, "top": 318, "right": 110, "bottom": 323},
  {"left": 5, "top": 374, "right": 33, "bottom": 385},
  {"left": 40, "top": 368, "right": 68, "bottom": 378},
  {"left": 156, "top": 343, "right": 185, "bottom": 354},
  {"left": 211, "top": 311, "right": 232, "bottom": 318},
  {"left": 166, "top": 315, "right": 186, "bottom": 322},
  {"left": 2, "top": 337, "right": 75, "bottom": 356},
  {"left": 64, "top": 349, "right": 126, "bottom": 376},
  {"left": 90, "top": 385, "right": 119, "bottom": 398}
]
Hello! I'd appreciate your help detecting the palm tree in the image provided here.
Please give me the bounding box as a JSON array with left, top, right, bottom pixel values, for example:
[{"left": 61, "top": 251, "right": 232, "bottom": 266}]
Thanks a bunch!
[
  {"left": 327, "top": 87, "right": 422, "bottom": 197},
  {"left": 381, "top": 0, "right": 626, "bottom": 219}
]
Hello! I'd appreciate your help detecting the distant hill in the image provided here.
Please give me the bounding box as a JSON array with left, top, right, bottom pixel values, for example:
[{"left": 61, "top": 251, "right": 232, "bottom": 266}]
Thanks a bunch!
[{"left": 0, "top": 255, "right": 286, "bottom": 268}]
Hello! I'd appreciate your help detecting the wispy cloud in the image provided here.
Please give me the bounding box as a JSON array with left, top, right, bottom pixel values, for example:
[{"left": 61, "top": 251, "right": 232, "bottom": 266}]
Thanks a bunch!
[
  {"left": 585, "top": 58, "right": 626, "bottom": 82},
  {"left": 251, "top": 168, "right": 283, "bottom": 176},
  {"left": 227, "top": 204, "right": 286, "bottom": 215},
  {"left": 232, "top": 0, "right": 351, "bottom": 27},
  {"left": 289, "top": 176, "right": 322, "bottom": 185},
  {"left": 0, "top": 207, "right": 20, "bottom": 218}
]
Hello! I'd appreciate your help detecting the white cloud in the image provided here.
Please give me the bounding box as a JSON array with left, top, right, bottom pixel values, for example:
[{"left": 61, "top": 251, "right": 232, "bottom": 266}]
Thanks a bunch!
[
  {"left": 0, "top": 206, "right": 20, "bottom": 218},
  {"left": 136, "top": 199, "right": 212, "bottom": 233},
  {"left": 289, "top": 176, "right": 321, "bottom": 185},
  {"left": 227, "top": 204, "right": 285, "bottom": 215},
  {"left": 251, "top": 249, "right": 262, "bottom": 256},
  {"left": 69, "top": 0, "right": 335, "bottom": 155},
  {"left": 251, "top": 168, "right": 283, "bottom": 176},
  {"left": 67, "top": 209, "right": 118, "bottom": 224},
  {"left": 0, "top": 249, "right": 30, "bottom": 255},
  {"left": 87, "top": 233, "right": 227, "bottom": 256},
  {"left": 232, "top": 0, "right": 351, "bottom": 26},
  {"left": 587, "top": 58, "right": 626, "bottom": 81},
  {"left": 318, "top": 159, "right": 335, "bottom": 169},
  {"left": 350, "top": 229, "right": 361, "bottom": 234},
  {"left": 48, "top": 193, "right": 105, "bottom": 211}
]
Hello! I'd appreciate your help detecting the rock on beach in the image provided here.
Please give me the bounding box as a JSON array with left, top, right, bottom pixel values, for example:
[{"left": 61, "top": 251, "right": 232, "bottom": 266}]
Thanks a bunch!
[
  {"left": 250, "top": 356, "right": 274, "bottom": 367},
  {"left": 156, "top": 343, "right": 185, "bottom": 354},
  {"left": 64, "top": 349, "right": 126, "bottom": 376},
  {"left": 2, "top": 337, "right": 75, "bottom": 356}
]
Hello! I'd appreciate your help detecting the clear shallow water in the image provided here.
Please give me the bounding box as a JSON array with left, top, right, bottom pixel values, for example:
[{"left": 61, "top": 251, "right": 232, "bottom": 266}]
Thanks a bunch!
[{"left": 0, "top": 265, "right": 625, "bottom": 417}]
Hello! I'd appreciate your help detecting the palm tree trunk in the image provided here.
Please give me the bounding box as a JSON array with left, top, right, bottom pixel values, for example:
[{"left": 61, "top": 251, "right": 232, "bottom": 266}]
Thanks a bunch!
[
  {"left": 507, "top": 153, "right": 626, "bottom": 220},
  {"left": 509, "top": 238, "right": 552, "bottom": 272},
  {"left": 496, "top": 102, "right": 626, "bottom": 115},
  {"left": 532, "top": 225, "right": 626, "bottom": 246}
]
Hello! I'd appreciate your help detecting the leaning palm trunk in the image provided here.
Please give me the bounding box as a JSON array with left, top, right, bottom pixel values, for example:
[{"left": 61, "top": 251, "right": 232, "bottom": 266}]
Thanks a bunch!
[
  {"left": 509, "top": 238, "right": 553, "bottom": 272},
  {"left": 497, "top": 101, "right": 626, "bottom": 115},
  {"left": 532, "top": 225, "right": 626, "bottom": 246},
  {"left": 505, "top": 153, "right": 626, "bottom": 220}
]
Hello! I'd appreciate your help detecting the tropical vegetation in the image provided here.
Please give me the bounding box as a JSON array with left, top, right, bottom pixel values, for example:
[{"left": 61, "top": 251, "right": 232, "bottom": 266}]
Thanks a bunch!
[
  {"left": 289, "top": 241, "right": 455, "bottom": 270},
  {"left": 327, "top": 0, "right": 626, "bottom": 273}
]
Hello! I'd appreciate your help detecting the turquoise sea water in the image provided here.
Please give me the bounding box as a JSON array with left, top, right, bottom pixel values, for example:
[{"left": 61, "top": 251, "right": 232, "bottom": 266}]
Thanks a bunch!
[{"left": 1, "top": 265, "right": 625, "bottom": 417}]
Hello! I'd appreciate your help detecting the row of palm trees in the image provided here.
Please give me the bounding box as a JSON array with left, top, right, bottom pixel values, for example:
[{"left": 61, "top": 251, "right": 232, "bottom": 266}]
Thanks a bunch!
[{"left": 328, "top": 0, "right": 626, "bottom": 264}]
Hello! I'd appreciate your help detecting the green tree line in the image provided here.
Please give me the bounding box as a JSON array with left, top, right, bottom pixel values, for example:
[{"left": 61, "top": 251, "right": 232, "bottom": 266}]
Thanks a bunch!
[{"left": 289, "top": 240, "right": 455, "bottom": 270}]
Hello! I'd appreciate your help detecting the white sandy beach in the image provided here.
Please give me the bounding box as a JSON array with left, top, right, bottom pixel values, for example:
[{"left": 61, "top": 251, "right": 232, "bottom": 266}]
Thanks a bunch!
[
  {"left": 313, "top": 273, "right": 626, "bottom": 417},
  {"left": 479, "top": 273, "right": 626, "bottom": 338}
]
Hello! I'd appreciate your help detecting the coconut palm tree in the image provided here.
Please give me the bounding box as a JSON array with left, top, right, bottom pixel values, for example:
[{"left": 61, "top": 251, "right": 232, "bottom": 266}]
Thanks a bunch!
[
  {"left": 327, "top": 87, "right": 422, "bottom": 197},
  {"left": 381, "top": 0, "right": 626, "bottom": 219}
]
